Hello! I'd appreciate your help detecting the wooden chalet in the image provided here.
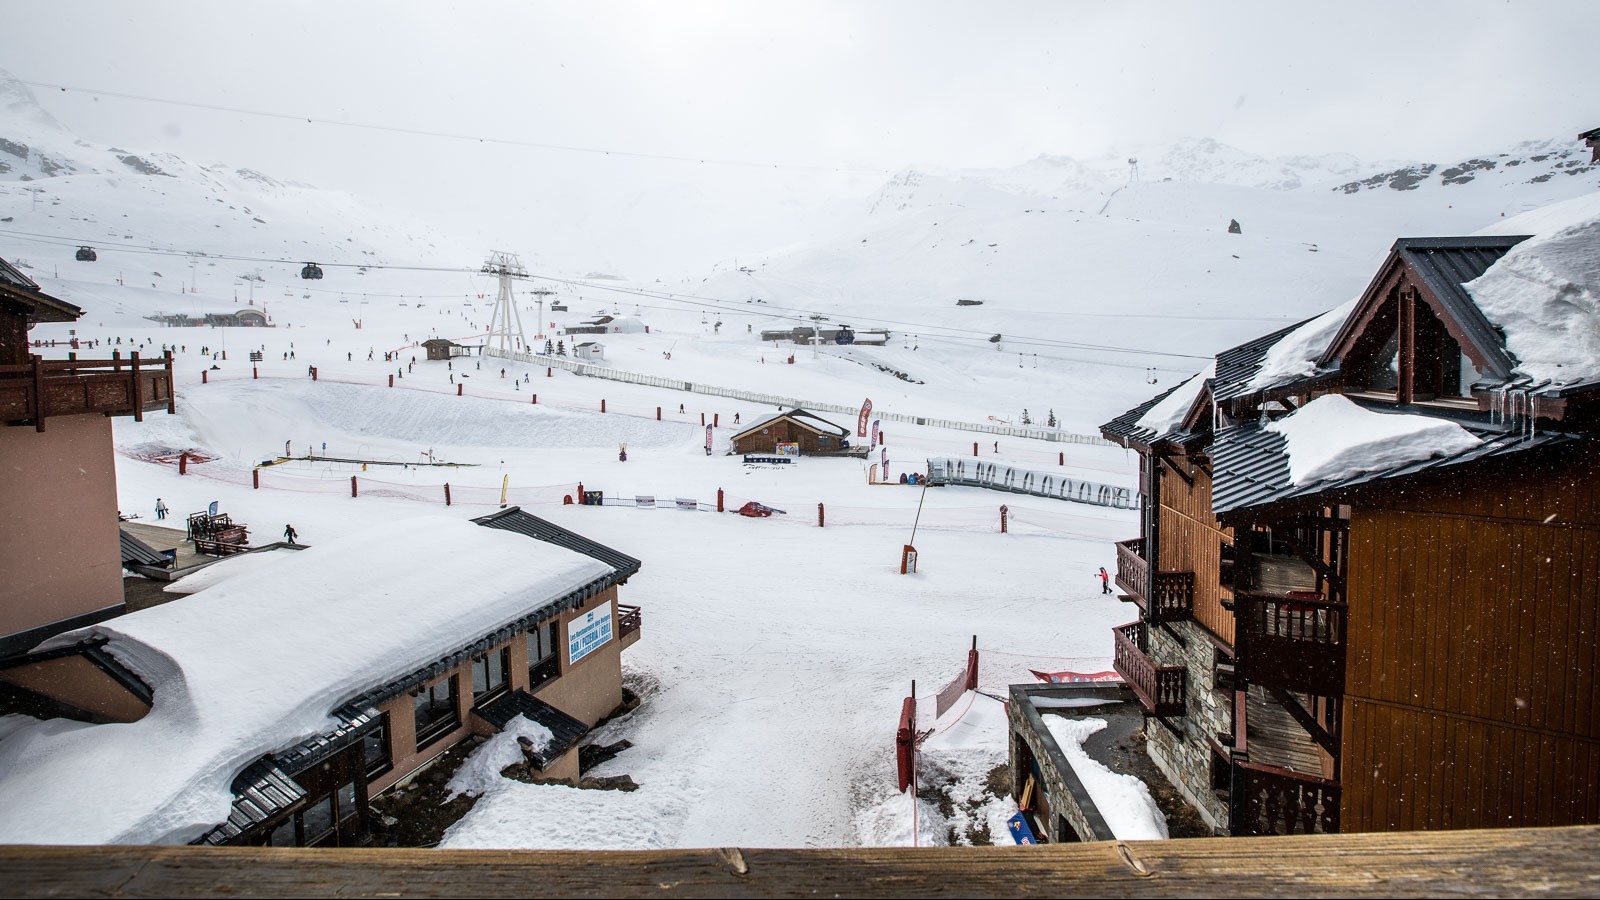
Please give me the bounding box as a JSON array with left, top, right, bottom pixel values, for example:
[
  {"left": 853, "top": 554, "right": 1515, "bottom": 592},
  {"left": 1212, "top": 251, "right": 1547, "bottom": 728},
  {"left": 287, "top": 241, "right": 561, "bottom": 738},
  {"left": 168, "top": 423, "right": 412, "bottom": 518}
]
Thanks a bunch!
[
  {"left": 728, "top": 408, "right": 855, "bottom": 456},
  {"left": 1583, "top": 125, "right": 1600, "bottom": 164},
  {"left": 0, "top": 256, "right": 175, "bottom": 659},
  {"left": 422, "top": 338, "right": 468, "bottom": 360},
  {"left": 1082, "top": 221, "right": 1600, "bottom": 838}
]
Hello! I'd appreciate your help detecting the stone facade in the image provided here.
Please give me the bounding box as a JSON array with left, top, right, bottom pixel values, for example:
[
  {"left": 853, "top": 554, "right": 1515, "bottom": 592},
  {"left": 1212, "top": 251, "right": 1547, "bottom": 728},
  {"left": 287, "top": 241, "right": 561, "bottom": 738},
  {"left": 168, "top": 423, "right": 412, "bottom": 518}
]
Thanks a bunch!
[{"left": 1144, "top": 618, "right": 1231, "bottom": 833}]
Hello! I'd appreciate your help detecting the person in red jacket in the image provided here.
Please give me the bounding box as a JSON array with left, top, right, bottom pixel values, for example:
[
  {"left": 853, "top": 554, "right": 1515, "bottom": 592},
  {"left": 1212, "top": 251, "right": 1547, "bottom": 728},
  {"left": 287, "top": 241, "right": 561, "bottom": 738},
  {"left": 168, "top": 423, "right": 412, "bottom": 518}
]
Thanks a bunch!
[{"left": 1099, "top": 567, "right": 1111, "bottom": 594}]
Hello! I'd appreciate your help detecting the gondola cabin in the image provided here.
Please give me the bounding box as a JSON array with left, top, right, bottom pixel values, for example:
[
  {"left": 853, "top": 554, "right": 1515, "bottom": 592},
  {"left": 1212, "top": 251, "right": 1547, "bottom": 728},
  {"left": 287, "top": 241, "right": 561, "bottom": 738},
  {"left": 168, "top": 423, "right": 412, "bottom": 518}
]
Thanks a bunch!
[
  {"left": 75, "top": 247, "right": 97, "bottom": 262},
  {"left": 834, "top": 325, "right": 856, "bottom": 345},
  {"left": 300, "top": 263, "right": 324, "bottom": 280}
]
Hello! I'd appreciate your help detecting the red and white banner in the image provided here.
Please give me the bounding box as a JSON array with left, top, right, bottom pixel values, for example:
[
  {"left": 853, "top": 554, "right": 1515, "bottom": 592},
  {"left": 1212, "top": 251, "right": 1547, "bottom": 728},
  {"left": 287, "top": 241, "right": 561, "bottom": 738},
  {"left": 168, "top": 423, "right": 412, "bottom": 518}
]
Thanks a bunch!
[
  {"left": 1030, "top": 669, "right": 1122, "bottom": 684},
  {"left": 705, "top": 425, "right": 713, "bottom": 451},
  {"left": 870, "top": 418, "right": 881, "bottom": 448},
  {"left": 857, "top": 398, "right": 872, "bottom": 437}
]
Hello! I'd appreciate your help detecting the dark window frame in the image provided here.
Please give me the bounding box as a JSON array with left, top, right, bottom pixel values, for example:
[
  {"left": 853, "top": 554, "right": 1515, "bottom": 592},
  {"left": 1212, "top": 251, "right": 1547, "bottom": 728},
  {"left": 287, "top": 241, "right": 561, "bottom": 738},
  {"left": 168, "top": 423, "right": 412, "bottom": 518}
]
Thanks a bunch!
[
  {"left": 362, "top": 713, "right": 392, "bottom": 780},
  {"left": 413, "top": 674, "right": 461, "bottom": 751},
  {"left": 472, "top": 646, "right": 512, "bottom": 704},
  {"left": 527, "top": 620, "right": 560, "bottom": 689}
]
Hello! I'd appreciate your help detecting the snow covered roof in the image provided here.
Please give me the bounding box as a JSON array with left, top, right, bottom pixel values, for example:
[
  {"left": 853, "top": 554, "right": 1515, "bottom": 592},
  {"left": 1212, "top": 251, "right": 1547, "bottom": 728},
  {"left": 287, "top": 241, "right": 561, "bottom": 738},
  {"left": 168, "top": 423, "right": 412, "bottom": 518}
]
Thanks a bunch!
[
  {"left": 1226, "top": 302, "right": 1355, "bottom": 401},
  {"left": 1101, "top": 361, "right": 1215, "bottom": 448},
  {"left": 0, "top": 255, "right": 83, "bottom": 324},
  {"left": 732, "top": 408, "right": 850, "bottom": 441},
  {"left": 1210, "top": 397, "right": 1583, "bottom": 516},
  {"left": 0, "top": 515, "right": 617, "bottom": 845}
]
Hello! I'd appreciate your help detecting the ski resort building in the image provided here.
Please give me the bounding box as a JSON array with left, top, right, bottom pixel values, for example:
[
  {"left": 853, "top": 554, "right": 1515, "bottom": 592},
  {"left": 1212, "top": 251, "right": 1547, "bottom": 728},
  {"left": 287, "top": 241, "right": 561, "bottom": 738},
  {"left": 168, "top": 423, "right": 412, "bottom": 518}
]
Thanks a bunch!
[
  {"left": 564, "top": 314, "right": 646, "bottom": 336},
  {"left": 728, "top": 408, "right": 855, "bottom": 456},
  {"left": 0, "top": 509, "right": 644, "bottom": 847},
  {"left": 0, "top": 256, "right": 176, "bottom": 660},
  {"left": 1012, "top": 200, "right": 1600, "bottom": 840}
]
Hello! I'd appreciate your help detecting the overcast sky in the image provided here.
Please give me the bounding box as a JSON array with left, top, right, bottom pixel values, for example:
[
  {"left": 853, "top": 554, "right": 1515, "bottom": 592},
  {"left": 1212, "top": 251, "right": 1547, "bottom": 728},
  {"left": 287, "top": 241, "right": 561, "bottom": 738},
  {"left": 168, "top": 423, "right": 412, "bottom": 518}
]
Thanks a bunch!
[{"left": 4, "top": 1, "right": 1597, "bottom": 270}]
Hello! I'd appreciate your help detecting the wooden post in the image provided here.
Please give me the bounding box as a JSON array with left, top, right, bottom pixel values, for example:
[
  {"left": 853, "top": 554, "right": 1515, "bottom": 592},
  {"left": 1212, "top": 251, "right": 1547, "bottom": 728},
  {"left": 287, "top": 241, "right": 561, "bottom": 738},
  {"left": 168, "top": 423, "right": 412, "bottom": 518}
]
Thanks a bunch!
[
  {"left": 656, "top": 407, "right": 661, "bottom": 420},
  {"left": 388, "top": 374, "right": 394, "bottom": 387},
  {"left": 458, "top": 383, "right": 463, "bottom": 396},
  {"left": 818, "top": 503, "right": 825, "bottom": 527},
  {"left": 546, "top": 367, "right": 552, "bottom": 377},
  {"left": 1000, "top": 504, "right": 1008, "bottom": 533},
  {"left": 202, "top": 369, "right": 207, "bottom": 384},
  {"left": 311, "top": 366, "right": 317, "bottom": 381},
  {"left": 973, "top": 442, "right": 979, "bottom": 457},
  {"left": 178, "top": 453, "right": 187, "bottom": 475},
  {"left": 444, "top": 483, "right": 452, "bottom": 506},
  {"left": 967, "top": 635, "right": 980, "bottom": 689},
  {"left": 30, "top": 355, "right": 46, "bottom": 432},
  {"left": 717, "top": 488, "right": 724, "bottom": 513},
  {"left": 532, "top": 393, "right": 537, "bottom": 404},
  {"left": 1059, "top": 451, "right": 1064, "bottom": 466},
  {"left": 601, "top": 399, "right": 606, "bottom": 413},
  {"left": 222, "top": 350, "right": 226, "bottom": 360},
  {"left": 351, "top": 476, "right": 359, "bottom": 498},
  {"left": 252, "top": 469, "right": 260, "bottom": 489},
  {"left": 113, "top": 349, "right": 121, "bottom": 371},
  {"left": 701, "top": 412, "right": 706, "bottom": 426},
  {"left": 131, "top": 352, "right": 144, "bottom": 421},
  {"left": 714, "top": 413, "right": 719, "bottom": 428}
]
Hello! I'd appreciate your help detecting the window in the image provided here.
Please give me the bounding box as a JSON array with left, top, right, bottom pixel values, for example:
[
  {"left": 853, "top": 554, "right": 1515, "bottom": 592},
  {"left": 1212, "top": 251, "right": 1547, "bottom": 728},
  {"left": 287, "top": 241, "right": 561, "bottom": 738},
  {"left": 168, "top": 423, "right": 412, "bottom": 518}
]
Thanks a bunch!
[
  {"left": 472, "top": 647, "right": 511, "bottom": 704},
  {"left": 527, "top": 620, "right": 560, "bottom": 689},
  {"left": 1360, "top": 329, "right": 1401, "bottom": 392},
  {"left": 301, "top": 795, "right": 336, "bottom": 846},
  {"left": 412, "top": 675, "right": 460, "bottom": 750},
  {"left": 362, "top": 714, "right": 391, "bottom": 780}
]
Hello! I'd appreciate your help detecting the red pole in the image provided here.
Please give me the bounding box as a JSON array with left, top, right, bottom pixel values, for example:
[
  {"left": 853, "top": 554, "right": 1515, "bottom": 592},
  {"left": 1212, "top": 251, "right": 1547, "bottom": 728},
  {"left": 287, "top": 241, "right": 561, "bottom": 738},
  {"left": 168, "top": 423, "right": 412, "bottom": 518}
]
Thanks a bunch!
[
  {"left": 701, "top": 412, "right": 706, "bottom": 426},
  {"left": 222, "top": 350, "right": 227, "bottom": 360},
  {"left": 714, "top": 413, "right": 719, "bottom": 428},
  {"left": 252, "top": 366, "right": 258, "bottom": 380},
  {"left": 178, "top": 453, "right": 187, "bottom": 475},
  {"left": 717, "top": 488, "right": 724, "bottom": 513},
  {"left": 388, "top": 374, "right": 394, "bottom": 387},
  {"left": 252, "top": 469, "right": 260, "bottom": 489},
  {"left": 311, "top": 367, "right": 318, "bottom": 381},
  {"left": 444, "top": 483, "right": 452, "bottom": 506},
  {"left": 532, "top": 393, "right": 537, "bottom": 404},
  {"left": 546, "top": 367, "right": 552, "bottom": 377},
  {"left": 202, "top": 370, "right": 208, "bottom": 384},
  {"left": 1059, "top": 451, "right": 1064, "bottom": 466},
  {"left": 973, "top": 442, "right": 979, "bottom": 457},
  {"left": 457, "top": 383, "right": 463, "bottom": 396},
  {"left": 351, "top": 476, "right": 359, "bottom": 498},
  {"left": 656, "top": 406, "right": 661, "bottom": 420},
  {"left": 966, "top": 636, "right": 979, "bottom": 690},
  {"left": 818, "top": 503, "right": 825, "bottom": 527},
  {"left": 601, "top": 399, "right": 606, "bottom": 413},
  {"left": 577, "top": 482, "right": 585, "bottom": 501},
  {"left": 1000, "top": 504, "right": 1008, "bottom": 533}
]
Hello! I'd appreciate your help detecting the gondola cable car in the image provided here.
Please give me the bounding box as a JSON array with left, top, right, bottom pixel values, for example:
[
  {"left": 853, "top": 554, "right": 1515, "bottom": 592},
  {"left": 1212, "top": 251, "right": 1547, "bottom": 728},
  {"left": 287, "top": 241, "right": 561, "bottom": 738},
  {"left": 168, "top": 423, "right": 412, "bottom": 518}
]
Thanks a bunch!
[
  {"left": 300, "top": 262, "right": 324, "bottom": 280},
  {"left": 75, "top": 246, "right": 97, "bottom": 262}
]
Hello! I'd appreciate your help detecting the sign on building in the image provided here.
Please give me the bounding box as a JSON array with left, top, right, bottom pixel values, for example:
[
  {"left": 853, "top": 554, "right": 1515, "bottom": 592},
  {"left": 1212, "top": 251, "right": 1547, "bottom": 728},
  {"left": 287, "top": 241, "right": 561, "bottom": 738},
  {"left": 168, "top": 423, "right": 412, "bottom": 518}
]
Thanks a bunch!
[
  {"left": 775, "top": 442, "right": 800, "bottom": 457},
  {"left": 568, "top": 606, "right": 614, "bottom": 665}
]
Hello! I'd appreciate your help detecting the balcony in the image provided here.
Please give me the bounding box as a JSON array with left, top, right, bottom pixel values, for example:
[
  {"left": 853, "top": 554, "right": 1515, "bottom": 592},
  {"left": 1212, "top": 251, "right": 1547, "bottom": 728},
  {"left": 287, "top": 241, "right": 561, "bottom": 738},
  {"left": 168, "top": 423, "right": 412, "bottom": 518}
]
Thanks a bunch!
[
  {"left": 1112, "top": 620, "right": 1186, "bottom": 717},
  {"left": 0, "top": 353, "right": 175, "bottom": 431},
  {"left": 1114, "top": 538, "right": 1194, "bottom": 622},
  {"left": 1234, "top": 591, "right": 1346, "bottom": 697},
  {"left": 1233, "top": 760, "right": 1340, "bottom": 835},
  {"left": 617, "top": 603, "right": 642, "bottom": 648}
]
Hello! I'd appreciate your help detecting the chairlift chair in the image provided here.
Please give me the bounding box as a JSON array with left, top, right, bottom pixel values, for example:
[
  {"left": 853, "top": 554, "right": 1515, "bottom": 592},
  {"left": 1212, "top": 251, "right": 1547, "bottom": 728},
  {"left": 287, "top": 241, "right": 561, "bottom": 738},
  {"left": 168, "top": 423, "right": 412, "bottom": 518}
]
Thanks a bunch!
[
  {"left": 300, "top": 262, "right": 324, "bottom": 280},
  {"left": 75, "top": 246, "right": 97, "bottom": 262}
]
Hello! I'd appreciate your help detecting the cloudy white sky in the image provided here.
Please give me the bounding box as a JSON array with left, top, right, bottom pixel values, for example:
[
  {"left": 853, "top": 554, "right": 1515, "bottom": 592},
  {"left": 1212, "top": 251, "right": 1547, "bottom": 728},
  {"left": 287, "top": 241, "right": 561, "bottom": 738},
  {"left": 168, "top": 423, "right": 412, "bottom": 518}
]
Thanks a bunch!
[{"left": 4, "top": 1, "right": 1596, "bottom": 271}]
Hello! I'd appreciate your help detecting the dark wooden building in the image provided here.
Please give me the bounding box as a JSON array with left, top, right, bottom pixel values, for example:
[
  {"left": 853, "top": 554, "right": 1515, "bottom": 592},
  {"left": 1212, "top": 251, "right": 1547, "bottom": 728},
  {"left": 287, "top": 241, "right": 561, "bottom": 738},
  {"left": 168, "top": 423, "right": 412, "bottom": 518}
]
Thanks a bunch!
[
  {"left": 728, "top": 408, "right": 852, "bottom": 456},
  {"left": 1088, "top": 223, "right": 1600, "bottom": 838},
  {"left": 422, "top": 338, "right": 467, "bottom": 360}
]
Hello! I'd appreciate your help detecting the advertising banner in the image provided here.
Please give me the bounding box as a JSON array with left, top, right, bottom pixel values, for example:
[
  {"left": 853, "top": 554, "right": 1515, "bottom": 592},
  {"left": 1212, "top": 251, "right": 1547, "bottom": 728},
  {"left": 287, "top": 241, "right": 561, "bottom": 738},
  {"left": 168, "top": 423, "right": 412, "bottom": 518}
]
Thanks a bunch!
[
  {"left": 675, "top": 498, "right": 699, "bottom": 511},
  {"left": 705, "top": 424, "right": 714, "bottom": 454},
  {"left": 775, "top": 442, "right": 800, "bottom": 457},
  {"left": 568, "top": 606, "right": 614, "bottom": 665},
  {"left": 870, "top": 419, "right": 880, "bottom": 448},
  {"left": 1029, "top": 669, "right": 1122, "bottom": 684},
  {"left": 635, "top": 495, "right": 655, "bottom": 508},
  {"left": 857, "top": 398, "right": 872, "bottom": 437}
]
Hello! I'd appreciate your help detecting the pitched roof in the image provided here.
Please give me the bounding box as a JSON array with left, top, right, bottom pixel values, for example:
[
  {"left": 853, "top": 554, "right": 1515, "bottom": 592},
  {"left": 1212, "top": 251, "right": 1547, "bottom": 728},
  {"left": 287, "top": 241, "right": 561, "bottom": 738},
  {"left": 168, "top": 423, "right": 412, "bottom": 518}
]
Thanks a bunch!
[
  {"left": 1211, "top": 319, "right": 1336, "bottom": 403},
  {"left": 473, "top": 507, "right": 641, "bottom": 582},
  {"left": 474, "top": 690, "right": 588, "bottom": 769},
  {"left": 730, "top": 408, "right": 850, "bottom": 442},
  {"left": 0, "top": 256, "right": 83, "bottom": 324},
  {"left": 1101, "top": 383, "right": 1183, "bottom": 447},
  {"left": 120, "top": 529, "right": 172, "bottom": 568},
  {"left": 1210, "top": 415, "right": 1582, "bottom": 517}
]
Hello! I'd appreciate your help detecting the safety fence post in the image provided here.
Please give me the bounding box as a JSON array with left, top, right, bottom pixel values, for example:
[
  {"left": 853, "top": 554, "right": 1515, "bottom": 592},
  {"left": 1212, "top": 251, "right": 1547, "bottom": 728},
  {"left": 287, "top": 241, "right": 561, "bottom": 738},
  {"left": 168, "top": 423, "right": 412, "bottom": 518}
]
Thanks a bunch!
[{"left": 351, "top": 476, "right": 359, "bottom": 498}]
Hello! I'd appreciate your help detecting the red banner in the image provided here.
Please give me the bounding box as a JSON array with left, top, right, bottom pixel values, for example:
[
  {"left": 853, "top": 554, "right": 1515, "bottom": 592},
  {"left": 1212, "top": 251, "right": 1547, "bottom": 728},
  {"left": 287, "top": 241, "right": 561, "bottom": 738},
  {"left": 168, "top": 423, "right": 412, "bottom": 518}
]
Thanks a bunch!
[
  {"left": 1030, "top": 669, "right": 1122, "bottom": 684},
  {"left": 857, "top": 398, "right": 872, "bottom": 437}
]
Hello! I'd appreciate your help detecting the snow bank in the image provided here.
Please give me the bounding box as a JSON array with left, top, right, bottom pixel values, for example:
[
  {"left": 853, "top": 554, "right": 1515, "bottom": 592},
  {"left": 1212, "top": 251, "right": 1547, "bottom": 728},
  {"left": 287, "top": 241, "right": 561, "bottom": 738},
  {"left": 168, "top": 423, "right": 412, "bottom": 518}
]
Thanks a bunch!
[
  {"left": 162, "top": 548, "right": 299, "bottom": 594},
  {"left": 1131, "top": 360, "right": 1215, "bottom": 439},
  {"left": 446, "top": 716, "right": 554, "bottom": 800},
  {"left": 1245, "top": 299, "right": 1358, "bottom": 393},
  {"left": 1041, "top": 716, "right": 1168, "bottom": 841},
  {"left": 1467, "top": 192, "right": 1600, "bottom": 386},
  {"left": 0, "top": 516, "right": 610, "bottom": 845},
  {"left": 1266, "top": 394, "right": 1481, "bottom": 486}
]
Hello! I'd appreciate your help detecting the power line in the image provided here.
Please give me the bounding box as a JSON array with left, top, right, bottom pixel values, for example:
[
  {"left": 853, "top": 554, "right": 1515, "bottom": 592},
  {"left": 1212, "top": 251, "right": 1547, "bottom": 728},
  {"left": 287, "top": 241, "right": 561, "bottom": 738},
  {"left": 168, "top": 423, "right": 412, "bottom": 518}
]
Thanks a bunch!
[{"left": 18, "top": 79, "right": 893, "bottom": 176}]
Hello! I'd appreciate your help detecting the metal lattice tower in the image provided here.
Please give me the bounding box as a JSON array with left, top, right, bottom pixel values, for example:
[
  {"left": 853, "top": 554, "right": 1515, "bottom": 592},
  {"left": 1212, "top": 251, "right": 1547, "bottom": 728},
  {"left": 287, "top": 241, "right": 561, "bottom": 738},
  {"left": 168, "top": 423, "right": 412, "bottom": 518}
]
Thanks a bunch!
[{"left": 481, "top": 251, "right": 529, "bottom": 358}]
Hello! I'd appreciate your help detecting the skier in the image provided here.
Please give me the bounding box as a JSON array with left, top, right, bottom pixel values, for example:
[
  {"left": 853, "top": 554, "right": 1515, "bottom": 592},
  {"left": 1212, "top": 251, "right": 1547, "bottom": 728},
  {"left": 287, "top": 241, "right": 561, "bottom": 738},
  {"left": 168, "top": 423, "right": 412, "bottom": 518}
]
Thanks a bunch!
[
  {"left": 284, "top": 524, "right": 299, "bottom": 544},
  {"left": 1099, "top": 567, "right": 1112, "bottom": 594},
  {"left": 733, "top": 412, "right": 740, "bottom": 424},
  {"left": 994, "top": 441, "right": 1000, "bottom": 454},
  {"left": 154, "top": 498, "right": 168, "bottom": 520},
  {"left": 679, "top": 403, "right": 685, "bottom": 414}
]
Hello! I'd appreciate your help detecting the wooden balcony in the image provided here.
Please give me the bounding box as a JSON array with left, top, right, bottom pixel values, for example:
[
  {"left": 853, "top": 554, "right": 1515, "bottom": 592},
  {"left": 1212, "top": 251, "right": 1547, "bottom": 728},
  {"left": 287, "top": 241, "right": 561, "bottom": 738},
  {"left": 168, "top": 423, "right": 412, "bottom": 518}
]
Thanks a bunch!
[
  {"left": 617, "top": 603, "right": 642, "bottom": 647},
  {"left": 0, "top": 353, "right": 175, "bottom": 432},
  {"left": 1114, "top": 538, "right": 1193, "bottom": 622},
  {"left": 1235, "top": 592, "right": 1346, "bottom": 697},
  {"left": 1112, "top": 620, "right": 1186, "bottom": 717},
  {"left": 1233, "top": 759, "right": 1341, "bottom": 836}
]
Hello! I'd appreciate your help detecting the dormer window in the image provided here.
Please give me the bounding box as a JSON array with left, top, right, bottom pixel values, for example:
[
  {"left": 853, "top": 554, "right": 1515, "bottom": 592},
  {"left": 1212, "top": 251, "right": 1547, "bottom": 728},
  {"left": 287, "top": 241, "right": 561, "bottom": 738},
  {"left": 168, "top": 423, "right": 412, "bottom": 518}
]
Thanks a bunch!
[{"left": 1345, "top": 285, "right": 1484, "bottom": 405}]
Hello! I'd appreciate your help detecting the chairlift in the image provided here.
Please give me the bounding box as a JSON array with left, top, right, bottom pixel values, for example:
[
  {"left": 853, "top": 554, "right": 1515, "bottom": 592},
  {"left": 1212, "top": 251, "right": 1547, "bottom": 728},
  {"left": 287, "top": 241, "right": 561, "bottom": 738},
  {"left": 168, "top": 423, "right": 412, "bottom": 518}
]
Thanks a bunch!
[
  {"left": 300, "top": 262, "right": 324, "bottom": 280},
  {"left": 75, "top": 246, "right": 98, "bottom": 262},
  {"left": 550, "top": 301, "right": 568, "bottom": 312}
]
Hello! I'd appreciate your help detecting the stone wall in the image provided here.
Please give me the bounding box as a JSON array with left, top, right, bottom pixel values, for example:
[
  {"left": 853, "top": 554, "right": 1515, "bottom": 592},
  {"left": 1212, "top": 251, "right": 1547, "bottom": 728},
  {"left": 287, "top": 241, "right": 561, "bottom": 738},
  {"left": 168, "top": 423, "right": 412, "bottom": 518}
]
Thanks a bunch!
[{"left": 1145, "top": 619, "right": 1231, "bottom": 832}]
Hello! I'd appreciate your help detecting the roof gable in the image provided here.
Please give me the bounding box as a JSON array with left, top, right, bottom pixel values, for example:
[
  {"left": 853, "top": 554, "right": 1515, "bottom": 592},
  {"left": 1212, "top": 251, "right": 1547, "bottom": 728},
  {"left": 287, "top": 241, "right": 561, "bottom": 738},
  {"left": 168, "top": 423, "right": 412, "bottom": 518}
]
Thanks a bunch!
[{"left": 731, "top": 408, "right": 850, "bottom": 442}]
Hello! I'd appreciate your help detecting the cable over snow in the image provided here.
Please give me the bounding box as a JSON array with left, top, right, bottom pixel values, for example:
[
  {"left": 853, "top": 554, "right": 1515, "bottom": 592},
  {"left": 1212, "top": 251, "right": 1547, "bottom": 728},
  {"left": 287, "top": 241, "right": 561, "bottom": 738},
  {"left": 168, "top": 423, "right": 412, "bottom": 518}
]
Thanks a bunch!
[
  {"left": 1265, "top": 394, "right": 1481, "bottom": 486},
  {"left": 1131, "top": 360, "right": 1215, "bottom": 439}
]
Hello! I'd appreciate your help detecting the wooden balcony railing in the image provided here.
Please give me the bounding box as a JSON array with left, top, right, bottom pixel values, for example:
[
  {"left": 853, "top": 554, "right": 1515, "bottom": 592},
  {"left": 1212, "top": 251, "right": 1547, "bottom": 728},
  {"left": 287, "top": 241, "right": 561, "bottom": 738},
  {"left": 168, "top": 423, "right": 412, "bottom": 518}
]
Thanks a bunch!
[
  {"left": 617, "top": 604, "right": 642, "bottom": 642},
  {"left": 1235, "top": 592, "right": 1346, "bottom": 697},
  {"left": 1233, "top": 759, "right": 1341, "bottom": 836},
  {"left": 1114, "top": 538, "right": 1148, "bottom": 604},
  {"left": 1112, "top": 620, "right": 1186, "bottom": 717},
  {"left": 1114, "top": 539, "right": 1193, "bottom": 622},
  {"left": 0, "top": 353, "right": 175, "bottom": 432}
]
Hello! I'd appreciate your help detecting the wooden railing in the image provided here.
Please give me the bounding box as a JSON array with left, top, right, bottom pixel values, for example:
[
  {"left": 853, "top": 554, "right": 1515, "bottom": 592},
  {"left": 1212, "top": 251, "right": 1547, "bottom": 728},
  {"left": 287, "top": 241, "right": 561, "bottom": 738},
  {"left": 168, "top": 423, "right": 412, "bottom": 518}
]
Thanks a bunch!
[
  {"left": 1115, "top": 538, "right": 1148, "bottom": 605},
  {"left": 617, "top": 604, "right": 642, "bottom": 641},
  {"left": 1235, "top": 592, "right": 1346, "bottom": 696},
  {"left": 0, "top": 353, "right": 175, "bottom": 431},
  {"left": 1152, "top": 572, "right": 1195, "bottom": 623},
  {"left": 1112, "top": 620, "right": 1186, "bottom": 717},
  {"left": 1234, "top": 759, "right": 1341, "bottom": 836}
]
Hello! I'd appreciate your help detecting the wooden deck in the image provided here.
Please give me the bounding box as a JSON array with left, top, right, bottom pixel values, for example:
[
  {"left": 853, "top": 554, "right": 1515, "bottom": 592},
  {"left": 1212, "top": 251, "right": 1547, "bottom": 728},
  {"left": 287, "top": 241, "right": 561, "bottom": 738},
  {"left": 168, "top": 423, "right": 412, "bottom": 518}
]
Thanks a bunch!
[
  {"left": 5, "top": 826, "right": 1600, "bottom": 897},
  {"left": 1245, "top": 685, "right": 1327, "bottom": 777}
]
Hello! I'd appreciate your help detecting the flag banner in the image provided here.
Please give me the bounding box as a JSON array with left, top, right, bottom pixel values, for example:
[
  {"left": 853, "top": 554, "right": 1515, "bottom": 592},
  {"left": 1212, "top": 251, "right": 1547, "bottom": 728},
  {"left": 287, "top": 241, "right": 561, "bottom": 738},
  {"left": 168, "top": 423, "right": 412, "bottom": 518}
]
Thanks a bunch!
[
  {"left": 857, "top": 398, "right": 872, "bottom": 437},
  {"left": 870, "top": 418, "right": 881, "bottom": 448},
  {"left": 1029, "top": 669, "right": 1122, "bottom": 684}
]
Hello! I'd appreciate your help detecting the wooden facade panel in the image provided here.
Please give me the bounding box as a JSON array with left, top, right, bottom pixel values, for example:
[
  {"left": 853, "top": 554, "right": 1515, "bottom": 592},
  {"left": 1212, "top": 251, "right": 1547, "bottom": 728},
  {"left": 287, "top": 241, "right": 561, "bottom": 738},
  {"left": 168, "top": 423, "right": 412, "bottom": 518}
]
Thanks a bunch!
[
  {"left": 1157, "top": 465, "right": 1234, "bottom": 645},
  {"left": 1343, "top": 698, "right": 1600, "bottom": 832},
  {"left": 1349, "top": 508, "right": 1600, "bottom": 741}
]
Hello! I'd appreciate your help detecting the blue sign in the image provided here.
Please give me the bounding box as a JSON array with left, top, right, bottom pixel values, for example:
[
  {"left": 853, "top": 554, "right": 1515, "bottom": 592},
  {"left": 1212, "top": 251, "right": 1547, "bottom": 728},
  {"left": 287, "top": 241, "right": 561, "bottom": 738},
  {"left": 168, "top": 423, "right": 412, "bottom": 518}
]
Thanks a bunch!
[
  {"left": 208, "top": 501, "right": 219, "bottom": 517},
  {"left": 568, "top": 606, "right": 614, "bottom": 665},
  {"left": 1006, "top": 812, "right": 1038, "bottom": 845}
]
